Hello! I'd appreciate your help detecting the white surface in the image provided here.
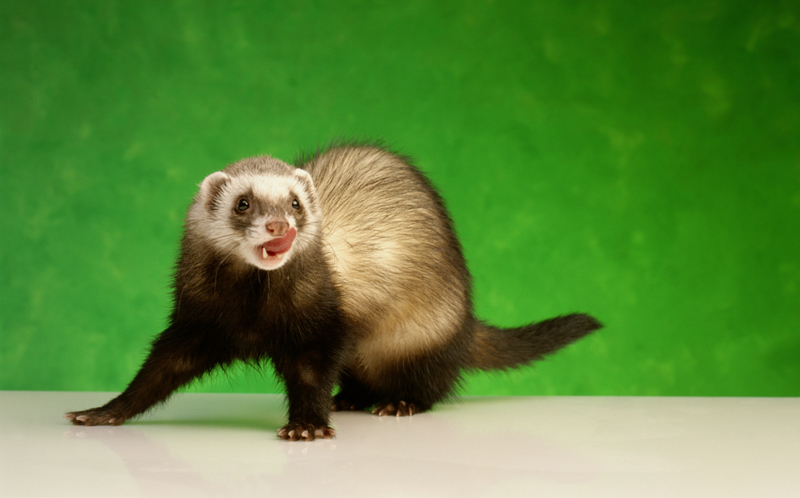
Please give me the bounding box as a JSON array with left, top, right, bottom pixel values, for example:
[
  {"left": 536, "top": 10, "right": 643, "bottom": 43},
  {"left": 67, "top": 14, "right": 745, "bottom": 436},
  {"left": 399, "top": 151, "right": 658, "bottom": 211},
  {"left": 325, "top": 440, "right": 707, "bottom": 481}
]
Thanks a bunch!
[{"left": 1, "top": 392, "right": 799, "bottom": 497}]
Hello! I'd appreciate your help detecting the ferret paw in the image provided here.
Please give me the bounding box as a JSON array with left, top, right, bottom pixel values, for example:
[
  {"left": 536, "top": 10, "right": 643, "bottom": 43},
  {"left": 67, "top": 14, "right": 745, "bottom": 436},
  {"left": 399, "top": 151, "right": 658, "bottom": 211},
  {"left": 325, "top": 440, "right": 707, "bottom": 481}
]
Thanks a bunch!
[
  {"left": 372, "top": 400, "right": 417, "bottom": 417},
  {"left": 64, "top": 408, "right": 126, "bottom": 426},
  {"left": 277, "top": 423, "right": 335, "bottom": 441}
]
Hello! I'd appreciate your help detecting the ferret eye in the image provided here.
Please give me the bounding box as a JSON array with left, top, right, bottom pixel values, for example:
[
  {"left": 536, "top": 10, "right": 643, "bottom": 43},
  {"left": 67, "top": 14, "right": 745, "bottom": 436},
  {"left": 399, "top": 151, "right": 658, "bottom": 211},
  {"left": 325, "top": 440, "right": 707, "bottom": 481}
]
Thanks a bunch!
[
  {"left": 237, "top": 199, "right": 250, "bottom": 212},
  {"left": 292, "top": 199, "right": 300, "bottom": 211}
]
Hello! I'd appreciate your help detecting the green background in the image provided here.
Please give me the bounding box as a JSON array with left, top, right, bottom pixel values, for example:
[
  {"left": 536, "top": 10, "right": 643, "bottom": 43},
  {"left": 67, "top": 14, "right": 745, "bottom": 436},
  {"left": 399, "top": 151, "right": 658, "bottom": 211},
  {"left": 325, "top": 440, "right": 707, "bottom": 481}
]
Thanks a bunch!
[{"left": 2, "top": 1, "right": 798, "bottom": 397}]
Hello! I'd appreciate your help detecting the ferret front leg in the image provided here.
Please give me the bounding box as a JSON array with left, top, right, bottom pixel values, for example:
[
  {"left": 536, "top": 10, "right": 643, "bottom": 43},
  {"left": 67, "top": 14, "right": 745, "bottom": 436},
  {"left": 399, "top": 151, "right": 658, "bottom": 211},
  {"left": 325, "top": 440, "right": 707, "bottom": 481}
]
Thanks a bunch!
[
  {"left": 274, "top": 351, "right": 339, "bottom": 441},
  {"left": 65, "top": 326, "right": 222, "bottom": 426}
]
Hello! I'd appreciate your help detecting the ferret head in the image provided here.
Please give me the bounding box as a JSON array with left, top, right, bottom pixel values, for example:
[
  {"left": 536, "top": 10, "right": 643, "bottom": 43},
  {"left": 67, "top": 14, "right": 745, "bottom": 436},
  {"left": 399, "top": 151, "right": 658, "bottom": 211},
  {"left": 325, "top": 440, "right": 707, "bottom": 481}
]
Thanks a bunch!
[{"left": 187, "top": 156, "right": 322, "bottom": 271}]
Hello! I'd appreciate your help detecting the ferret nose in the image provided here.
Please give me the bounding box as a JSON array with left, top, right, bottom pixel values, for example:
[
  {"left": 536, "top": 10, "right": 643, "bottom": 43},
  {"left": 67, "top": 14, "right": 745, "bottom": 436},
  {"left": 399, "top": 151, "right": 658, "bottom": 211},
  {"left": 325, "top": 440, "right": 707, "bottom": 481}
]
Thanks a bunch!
[{"left": 266, "top": 220, "right": 289, "bottom": 237}]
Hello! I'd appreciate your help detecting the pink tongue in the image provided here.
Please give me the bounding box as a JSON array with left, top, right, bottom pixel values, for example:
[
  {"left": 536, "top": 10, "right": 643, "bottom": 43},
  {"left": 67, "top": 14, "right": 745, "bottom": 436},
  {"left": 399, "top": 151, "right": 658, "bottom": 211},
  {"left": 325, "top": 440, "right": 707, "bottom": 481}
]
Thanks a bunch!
[{"left": 264, "top": 227, "right": 297, "bottom": 255}]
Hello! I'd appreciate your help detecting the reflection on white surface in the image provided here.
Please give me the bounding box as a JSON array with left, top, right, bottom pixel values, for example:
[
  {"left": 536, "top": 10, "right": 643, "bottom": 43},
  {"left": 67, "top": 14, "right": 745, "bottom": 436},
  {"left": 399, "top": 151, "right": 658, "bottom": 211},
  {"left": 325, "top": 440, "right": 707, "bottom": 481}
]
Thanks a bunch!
[{"left": 1, "top": 392, "right": 799, "bottom": 497}]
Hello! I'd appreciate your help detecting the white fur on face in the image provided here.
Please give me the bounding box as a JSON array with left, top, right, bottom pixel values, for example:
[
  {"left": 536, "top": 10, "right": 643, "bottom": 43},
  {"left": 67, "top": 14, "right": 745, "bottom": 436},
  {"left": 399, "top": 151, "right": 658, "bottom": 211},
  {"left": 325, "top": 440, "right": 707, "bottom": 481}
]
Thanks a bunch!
[{"left": 189, "top": 163, "right": 321, "bottom": 271}]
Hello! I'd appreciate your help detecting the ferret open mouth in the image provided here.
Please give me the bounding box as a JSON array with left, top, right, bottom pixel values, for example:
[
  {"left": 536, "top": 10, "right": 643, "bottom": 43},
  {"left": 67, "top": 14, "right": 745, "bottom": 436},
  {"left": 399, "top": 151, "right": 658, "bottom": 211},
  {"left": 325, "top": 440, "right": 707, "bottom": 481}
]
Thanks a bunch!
[{"left": 260, "top": 227, "right": 297, "bottom": 259}]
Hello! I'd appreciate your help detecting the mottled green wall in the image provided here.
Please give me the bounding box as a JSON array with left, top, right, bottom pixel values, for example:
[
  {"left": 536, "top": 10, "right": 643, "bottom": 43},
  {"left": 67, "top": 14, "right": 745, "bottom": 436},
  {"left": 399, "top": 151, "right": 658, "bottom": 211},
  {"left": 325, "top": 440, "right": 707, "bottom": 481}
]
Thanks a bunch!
[{"left": 2, "top": 1, "right": 798, "bottom": 397}]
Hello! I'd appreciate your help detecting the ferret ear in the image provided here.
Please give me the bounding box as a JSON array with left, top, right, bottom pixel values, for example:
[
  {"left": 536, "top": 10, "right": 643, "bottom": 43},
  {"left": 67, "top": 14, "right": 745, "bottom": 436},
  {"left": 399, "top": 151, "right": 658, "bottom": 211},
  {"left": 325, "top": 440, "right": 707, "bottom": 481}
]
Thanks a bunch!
[
  {"left": 293, "top": 168, "right": 317, "bottom": 194},
  {"left": 293, "top": 168, "right": 313, "bottom": 184},
  {"left": 197, "top": 171, "right": 230, "bottom": 211},
  {"left": 293, "top": 168, "right": 320, "bottom": 214}
]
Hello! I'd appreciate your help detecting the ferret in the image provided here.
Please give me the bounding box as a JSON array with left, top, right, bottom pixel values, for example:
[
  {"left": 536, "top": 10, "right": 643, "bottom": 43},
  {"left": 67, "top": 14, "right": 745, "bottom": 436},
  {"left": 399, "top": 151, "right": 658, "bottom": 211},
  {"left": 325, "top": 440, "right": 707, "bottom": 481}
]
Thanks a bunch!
[{"left": 65, "top": 142, "right": 601, "bottom": 441}]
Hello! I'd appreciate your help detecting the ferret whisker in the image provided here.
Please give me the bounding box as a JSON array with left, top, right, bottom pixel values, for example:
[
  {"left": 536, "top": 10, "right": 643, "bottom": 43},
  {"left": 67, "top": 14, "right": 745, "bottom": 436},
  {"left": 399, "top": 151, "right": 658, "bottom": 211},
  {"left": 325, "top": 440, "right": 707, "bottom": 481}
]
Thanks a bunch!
[{"left": 214, "top": 253, "right": 232, "bottom": 291}]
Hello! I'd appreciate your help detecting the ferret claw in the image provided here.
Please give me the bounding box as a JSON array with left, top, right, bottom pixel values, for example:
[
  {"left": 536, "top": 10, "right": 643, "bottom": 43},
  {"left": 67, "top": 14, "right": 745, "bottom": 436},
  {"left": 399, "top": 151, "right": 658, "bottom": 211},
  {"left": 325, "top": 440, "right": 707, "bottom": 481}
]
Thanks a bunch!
[
  {"left": 372, "top": 400, "right": 417, "bottom": 417},
  {"left": 278, "top": 423, "right": 335, "bottom": 441}
]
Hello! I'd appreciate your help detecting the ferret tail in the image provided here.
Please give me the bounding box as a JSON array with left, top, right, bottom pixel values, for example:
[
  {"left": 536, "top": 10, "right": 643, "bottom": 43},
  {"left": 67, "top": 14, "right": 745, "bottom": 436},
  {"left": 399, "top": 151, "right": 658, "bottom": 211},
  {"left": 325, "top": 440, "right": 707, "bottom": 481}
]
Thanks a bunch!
[{"left": 467, "top": 313, "right": 602, "bottom": 371}]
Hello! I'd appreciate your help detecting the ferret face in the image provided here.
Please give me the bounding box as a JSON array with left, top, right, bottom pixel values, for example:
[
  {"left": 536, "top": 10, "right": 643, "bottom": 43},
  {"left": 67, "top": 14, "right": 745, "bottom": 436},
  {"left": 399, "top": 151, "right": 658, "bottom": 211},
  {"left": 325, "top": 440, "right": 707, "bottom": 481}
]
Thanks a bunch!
[{"left": 188, "top": 157, "right": 321, "bottom": 271}]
